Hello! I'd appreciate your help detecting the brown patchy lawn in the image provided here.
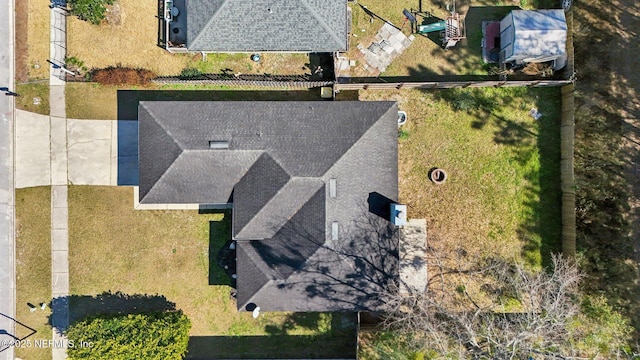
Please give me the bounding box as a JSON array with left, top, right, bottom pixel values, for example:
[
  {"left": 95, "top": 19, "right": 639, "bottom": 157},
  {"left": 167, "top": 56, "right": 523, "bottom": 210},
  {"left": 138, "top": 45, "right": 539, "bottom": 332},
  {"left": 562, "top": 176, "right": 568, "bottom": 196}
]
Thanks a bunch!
[
  {"left": 65, "top": 83, "right": 324, "bottom": 120},
  {"left": 15, "top": 0, "right": 28, "bottom": 82},
  {"left": 65, "top": 83, "right": 119, "bottom": 119},
  {"left": 66, "top": 0, "right": 189, "bottom": 76},
  {"left": 68, "top": 186, "right": 236, "bottom": 334},
  {"left": 15, "top": 187, "right": 52, "bottom": 360},
  {"left": 21, "top": 0, "right": 50, "bottom": 80},
  {"left": 15, "top": 82, "right": 50, "bottom": 115}
]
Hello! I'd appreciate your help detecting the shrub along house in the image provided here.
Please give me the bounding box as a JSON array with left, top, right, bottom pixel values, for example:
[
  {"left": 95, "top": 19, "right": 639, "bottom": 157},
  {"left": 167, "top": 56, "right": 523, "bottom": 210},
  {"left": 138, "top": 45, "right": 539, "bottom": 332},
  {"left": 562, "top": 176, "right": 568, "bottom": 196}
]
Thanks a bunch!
[
  {"left": 160, "top": 0, "right": 349, "bottom": 53},
  {"left": 136, "top": 101, "right": 400, "bottom": 311}
]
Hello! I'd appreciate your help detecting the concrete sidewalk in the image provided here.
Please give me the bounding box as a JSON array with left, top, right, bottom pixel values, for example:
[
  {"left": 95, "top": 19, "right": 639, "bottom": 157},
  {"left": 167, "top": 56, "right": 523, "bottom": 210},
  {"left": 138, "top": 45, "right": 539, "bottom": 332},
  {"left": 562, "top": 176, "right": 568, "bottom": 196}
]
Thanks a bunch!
[
  {"left": 0, "top": 0, "right": 16, "bottom": 358},
  {"left": 50, "top": 6, "right": 69, "bottom": 360}
]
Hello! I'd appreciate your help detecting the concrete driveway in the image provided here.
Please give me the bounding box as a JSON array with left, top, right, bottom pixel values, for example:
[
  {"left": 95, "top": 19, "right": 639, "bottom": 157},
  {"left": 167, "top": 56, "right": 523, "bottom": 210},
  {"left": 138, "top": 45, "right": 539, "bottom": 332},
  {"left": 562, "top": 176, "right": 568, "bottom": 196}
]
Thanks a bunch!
[{"left": 15, "top": 110, "right": 119, "bottom": 188}]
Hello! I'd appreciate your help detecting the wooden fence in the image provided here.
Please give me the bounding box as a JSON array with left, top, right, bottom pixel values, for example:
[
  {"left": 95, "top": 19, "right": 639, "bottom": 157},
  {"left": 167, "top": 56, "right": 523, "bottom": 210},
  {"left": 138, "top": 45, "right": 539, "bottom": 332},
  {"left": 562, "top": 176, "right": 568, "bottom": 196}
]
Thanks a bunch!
[
  {"left": 154, "top": 74, "right": 333, "bottom": 88},
  {"left": 560, "top": 84, "right": 576, "bottom": 257},
  {"left": 334, "top": 79, "right": 572, "bottom": 91}
]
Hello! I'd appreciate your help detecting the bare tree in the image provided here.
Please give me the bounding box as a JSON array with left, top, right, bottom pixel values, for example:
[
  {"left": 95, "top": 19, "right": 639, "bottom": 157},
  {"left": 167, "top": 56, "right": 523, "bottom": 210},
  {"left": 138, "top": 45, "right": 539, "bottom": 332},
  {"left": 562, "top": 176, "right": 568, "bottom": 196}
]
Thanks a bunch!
[{"left": 380, "top": 254, "right": 583, "bottom": 359}]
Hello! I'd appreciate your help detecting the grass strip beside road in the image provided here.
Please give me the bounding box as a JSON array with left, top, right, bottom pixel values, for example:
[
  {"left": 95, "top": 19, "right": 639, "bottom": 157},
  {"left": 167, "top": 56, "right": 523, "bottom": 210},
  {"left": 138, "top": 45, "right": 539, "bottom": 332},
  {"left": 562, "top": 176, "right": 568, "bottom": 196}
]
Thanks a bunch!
[
  {"left": 16, "top": 83, "right": 50, "bottom": 115},
  {"left": 15, "top": 187, "right": 52, "bottom": 360}
]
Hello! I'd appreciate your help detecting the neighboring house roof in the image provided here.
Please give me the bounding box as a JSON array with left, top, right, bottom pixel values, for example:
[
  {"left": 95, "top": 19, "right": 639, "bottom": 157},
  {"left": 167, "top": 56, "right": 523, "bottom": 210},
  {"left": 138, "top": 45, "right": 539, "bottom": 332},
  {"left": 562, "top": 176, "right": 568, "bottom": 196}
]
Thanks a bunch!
[
  {"left": 186, "top": 0, "right": 348, "bottom": 52},
  {"left": 500, "top": 10, "right": 567, "bottom": 60},
  {"left": 138, "top": 101, "right": 399, "bottom": 311}
]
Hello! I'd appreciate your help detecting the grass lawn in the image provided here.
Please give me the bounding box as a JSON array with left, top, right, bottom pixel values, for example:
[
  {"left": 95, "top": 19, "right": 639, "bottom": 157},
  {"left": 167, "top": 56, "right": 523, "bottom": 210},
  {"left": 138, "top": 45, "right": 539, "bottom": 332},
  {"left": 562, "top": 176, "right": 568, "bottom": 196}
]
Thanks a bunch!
[
  {"left": 15, "top": 0, "right": 50, "bottom": 81},
  {"left": 185, "top": 52, "right": 311, "bottom": 76},
  {"left": 15, "top": 82, "right": 50, "bottom": 115},
  {"left": 68, "top": 186, "right": 356, "bottom": 359},
  {"left": 66, "top": 83, "right": 119, "bottom": 119},
  {"left": 15, "top": 187, "right": 52, "bottom": 360},
  {"left": 66, "top": 0, "right": 189, "bottom": 76},
  {"left": 66, "top": 83, "right": 326, "bottom": 120},
  {"left": 360, "top": 87, "right": 562, "bottom": 267}
]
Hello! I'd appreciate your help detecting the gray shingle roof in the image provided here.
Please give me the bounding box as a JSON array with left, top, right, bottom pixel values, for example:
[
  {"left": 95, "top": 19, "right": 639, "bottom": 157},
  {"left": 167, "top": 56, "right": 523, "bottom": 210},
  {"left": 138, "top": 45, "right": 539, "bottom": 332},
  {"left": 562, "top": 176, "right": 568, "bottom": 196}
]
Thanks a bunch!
[
  {"left": 235, "top": 177, "right": 324, "bottom": 240},
  {"left": 137, "top": 100, "right": 398, "bottom": 311},
  {"left": 185, "top": 0, "right": 348, "bottom": 52},
  {"left": 232, "top": 153, "right": 291, "bottom": 238}
]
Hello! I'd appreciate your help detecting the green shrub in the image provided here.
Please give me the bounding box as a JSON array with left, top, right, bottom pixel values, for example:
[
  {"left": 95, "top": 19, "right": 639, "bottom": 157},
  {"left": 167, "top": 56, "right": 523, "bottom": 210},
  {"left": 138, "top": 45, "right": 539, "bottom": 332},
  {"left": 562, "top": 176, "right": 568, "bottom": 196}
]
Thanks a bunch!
[
  {"left": 66, "top": 311, "right": 191, "bottom": 360},
  {"left": 68, "top": 0, "right": 115, "bottom": 25},
  {"left": 179, "top": 67, "right": 204, "bottom": 80},
  {"left": 398, "top": 128, "right": 409, "bottom": 140},
  {"left": 453, "top": 92, "right": 476, "bottom": 111}
]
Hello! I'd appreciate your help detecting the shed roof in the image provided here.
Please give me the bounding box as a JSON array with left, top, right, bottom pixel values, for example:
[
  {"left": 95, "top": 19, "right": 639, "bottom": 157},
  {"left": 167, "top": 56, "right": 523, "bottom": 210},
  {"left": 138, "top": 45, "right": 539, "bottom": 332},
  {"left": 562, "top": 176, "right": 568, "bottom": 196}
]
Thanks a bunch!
[
  {"left": 186, "top": 0, "right": 348, "bottom": 52},
  {"left": 509, "top": 10, "right": 567, "bottom": 57}
]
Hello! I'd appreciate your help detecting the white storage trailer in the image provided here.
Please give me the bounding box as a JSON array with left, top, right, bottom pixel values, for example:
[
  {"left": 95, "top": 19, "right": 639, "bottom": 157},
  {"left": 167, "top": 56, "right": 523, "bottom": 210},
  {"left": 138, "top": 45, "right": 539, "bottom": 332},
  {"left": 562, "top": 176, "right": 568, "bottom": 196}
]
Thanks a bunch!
[{"left": 499, "top": 10, "right": 567, "bottom": 69}]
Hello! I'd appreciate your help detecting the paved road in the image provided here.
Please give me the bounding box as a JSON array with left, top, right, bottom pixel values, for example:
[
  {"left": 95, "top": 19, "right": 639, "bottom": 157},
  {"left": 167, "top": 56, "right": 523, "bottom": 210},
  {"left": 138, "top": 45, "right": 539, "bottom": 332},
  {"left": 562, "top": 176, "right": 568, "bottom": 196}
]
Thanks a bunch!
[{"left": 0, "top": 0, "right": 15, "bottom": 358}]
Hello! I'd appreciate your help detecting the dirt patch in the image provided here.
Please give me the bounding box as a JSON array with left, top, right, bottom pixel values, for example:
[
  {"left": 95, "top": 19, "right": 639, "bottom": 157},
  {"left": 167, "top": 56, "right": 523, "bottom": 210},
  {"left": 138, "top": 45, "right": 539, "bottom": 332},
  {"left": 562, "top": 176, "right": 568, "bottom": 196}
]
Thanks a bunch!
[
  {"left": 105, "top": 2, "right": 123, "bottom": 26},
  {"left": 15, "top": 0, "right": 28, "bottom": 82}
]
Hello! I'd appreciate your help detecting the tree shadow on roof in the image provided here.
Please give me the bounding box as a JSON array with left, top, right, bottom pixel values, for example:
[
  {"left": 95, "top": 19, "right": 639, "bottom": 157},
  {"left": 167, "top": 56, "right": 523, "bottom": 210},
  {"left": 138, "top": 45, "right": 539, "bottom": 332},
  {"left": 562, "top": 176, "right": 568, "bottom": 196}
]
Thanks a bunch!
[{"left": 248, "top": 208, "right": 400, "bottom": 311}]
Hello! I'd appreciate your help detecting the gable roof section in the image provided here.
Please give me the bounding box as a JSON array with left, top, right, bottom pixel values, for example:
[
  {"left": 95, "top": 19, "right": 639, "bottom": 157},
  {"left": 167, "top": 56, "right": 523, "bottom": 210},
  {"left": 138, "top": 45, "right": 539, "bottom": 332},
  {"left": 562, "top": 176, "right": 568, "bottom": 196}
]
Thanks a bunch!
[
  {"left": 139, "top": 150, "right": 262, "bottom": 204},
  {"left": 232, "top": 153, "right": 291, "bottom": 238},
  {"left": 511, "top": 10, "right": 567, "bottom": 57},
  {"left": 186, "top": 0, "right": 348, "bottom": 52},
  {"left": 138, "top": 105, "right": 183, "bottom": 201},
  {"left": 235, "top": 103, "right": 399, "bottom": 311},
  {"left": 138, "top": 101, "right": 394, "bottom": 205},
  {"left": 234, "top": 177, "right": 324, "bottom": 240}
]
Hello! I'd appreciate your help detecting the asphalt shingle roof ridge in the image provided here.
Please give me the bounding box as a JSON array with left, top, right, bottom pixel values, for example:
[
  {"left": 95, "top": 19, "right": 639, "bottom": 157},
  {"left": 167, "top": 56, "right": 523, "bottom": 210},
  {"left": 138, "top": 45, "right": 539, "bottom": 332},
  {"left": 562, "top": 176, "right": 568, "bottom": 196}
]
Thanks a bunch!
[
  {"left": 140, "top": 151, "right": 188, "bottom": 202},
  {"left": 300, "top": 0, "right": 345, "bottom": 50},
  {"left": 190, "top": 0, "right": 232, "bottom": 53},
  {"left": 138, "top": 103, "right": 184, "bottom": 203},
  {"left": 140, "top": 102, "right": 184, "bottom": 151},
  {"left": 235, "top": 243, "right": 277, "bottom": 309},
  {"left": 234, "top": 177, "right": 324, "bottom": 240},
  {"left": 321, "top": 102, "right": 397, "bottom": 177}
]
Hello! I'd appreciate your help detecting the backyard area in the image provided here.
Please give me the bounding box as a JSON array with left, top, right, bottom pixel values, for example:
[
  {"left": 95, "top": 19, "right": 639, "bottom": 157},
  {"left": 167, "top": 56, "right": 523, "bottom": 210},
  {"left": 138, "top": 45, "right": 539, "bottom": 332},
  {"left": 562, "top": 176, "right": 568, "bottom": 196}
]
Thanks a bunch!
[
  {"left": 343, "top": 2, "right": 519, "bottom": 79},
  {"left": 360, "top": 87, "right": 562, "bottom": 268},
  {"left": 67, "top": 186, "right": 357, "bottom": 359}
]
